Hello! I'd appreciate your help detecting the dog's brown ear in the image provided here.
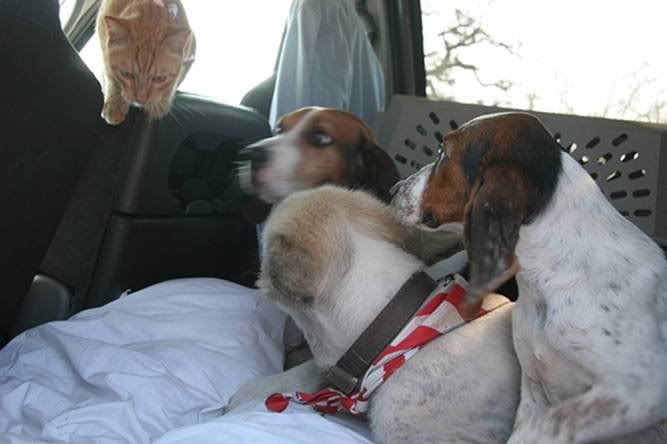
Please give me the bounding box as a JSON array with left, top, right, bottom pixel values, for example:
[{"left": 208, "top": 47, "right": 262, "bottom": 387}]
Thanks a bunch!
[
  {"left": 359, "top": 144, "right": 400, "bottom": 203},
  {"left": 260, "top": 233, "right": 318, "bottom": 308},
  {"left": 464, "top": 164, "right": 527, "bottom": 310}
]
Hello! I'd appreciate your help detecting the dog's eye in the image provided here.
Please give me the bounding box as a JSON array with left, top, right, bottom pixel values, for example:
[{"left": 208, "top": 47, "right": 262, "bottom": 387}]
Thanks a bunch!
[
  {"left": 421, "top": 212, "right": 440, "bottom": 228},
  {"left": 436, "top": 142, "right": 449, "bottom": 163},
  {"left": 310, "top": 131, "right": 332, "bottom": 146}
]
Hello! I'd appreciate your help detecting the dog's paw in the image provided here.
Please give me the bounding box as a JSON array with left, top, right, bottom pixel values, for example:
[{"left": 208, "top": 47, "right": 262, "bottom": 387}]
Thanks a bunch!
[{"left": 102, "top": 99, "right": 129, "bottom": 125}]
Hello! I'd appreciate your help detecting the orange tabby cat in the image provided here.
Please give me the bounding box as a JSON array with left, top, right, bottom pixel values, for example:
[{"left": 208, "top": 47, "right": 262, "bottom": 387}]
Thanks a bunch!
[{"left": 97, "top": 0, "right": 195, "bottom": 125}]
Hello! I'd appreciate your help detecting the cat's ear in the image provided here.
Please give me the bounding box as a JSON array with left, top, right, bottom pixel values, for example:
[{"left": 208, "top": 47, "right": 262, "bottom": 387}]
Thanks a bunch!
[
  {"left": 164, "top": 26, "right": 191, "bottom": 56},
  {"left": 104, "top": 16, "right": 130, "bottom": 47}
]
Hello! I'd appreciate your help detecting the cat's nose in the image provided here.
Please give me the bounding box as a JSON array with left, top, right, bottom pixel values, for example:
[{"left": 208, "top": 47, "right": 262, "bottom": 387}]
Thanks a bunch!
[{"left": 135, "top": 90, "right": 149, "bottom": 104}]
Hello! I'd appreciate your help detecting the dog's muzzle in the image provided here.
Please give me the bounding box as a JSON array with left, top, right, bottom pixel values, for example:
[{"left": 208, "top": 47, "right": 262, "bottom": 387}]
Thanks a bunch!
[
  {"left": 237, "top": 144, "right": 270, "bottom": 195},
  {"left": 391, "top": 165, "right": 432, "bottom": 225}
]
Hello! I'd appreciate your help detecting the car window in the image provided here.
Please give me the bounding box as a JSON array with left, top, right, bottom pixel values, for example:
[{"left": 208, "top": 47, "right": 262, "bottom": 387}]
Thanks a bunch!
[
  {"left": 58, "top": 0, "right": 77, "bottom": 29},
  {"left": 421, "top": 0, "right": 666, "bottom": 124},
  {"left": 78, "top": 0, "right": 292, "bottom": 105}
]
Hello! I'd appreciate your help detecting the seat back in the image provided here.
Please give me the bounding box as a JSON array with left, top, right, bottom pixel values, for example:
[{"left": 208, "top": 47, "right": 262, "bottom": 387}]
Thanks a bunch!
[{"left": 0, "top": 0, "right": 103, "bottom": 344}]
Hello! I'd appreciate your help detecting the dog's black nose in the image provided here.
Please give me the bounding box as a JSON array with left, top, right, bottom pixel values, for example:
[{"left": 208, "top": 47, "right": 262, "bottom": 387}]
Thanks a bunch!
[{"left": 239, "top": 145, "right": 269, "bottom": 167}]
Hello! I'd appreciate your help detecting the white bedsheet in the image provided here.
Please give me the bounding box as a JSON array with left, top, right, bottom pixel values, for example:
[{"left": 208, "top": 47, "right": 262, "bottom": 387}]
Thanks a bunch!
[
  {"left": 0, "top": 278, "right": 373, "bottom": 444},
  {"left": 0, "top": 278, "right": 287, "bottom": 443},
  {"left": 157, "top": 400, "right": 373, "bottom": 444}
]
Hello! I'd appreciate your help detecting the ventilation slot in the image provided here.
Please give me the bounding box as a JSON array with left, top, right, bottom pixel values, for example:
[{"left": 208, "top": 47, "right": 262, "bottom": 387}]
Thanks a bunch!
[
  {"left": 585, "top": 137, "right": 601, "bottom": 149},
  {"left": 568, "top": 143, "right": 578, "bottom": 153},
  {"left": 634, "top": 209, "right": 652, "bottom": 217},
  {"left": 416, "top": 125, "right": 427, "bottom": 136},
  {"left": 428, "top": 112, "right": 440, "bottom": 125},
  {"left": 434, "top": 131, "right": 444, "bottom": 143},
  {"left": 619, "top": 151, "right": 639, "bottom": 163},
  {"left": 606, "top": 171, "right": 621, "bottom": 182},
  {"left": 579, "top": 155, "right": 589, "bottom": 165},
  {"left": 610, "top": 191, "right": 627, "bottom": 200},
  {"left": 612, "top": 134, "right": 628, "bottom": 146},
  {"left": 404, "top": 139, "right": 417, "bottom": 150},
  {"left": 395, "top": 154, "right": 407, "bottom": 164},
  {"left": 449, "top": 120, "right": 458, "bottom": 130},
  {"left": 553, "top": 132, "right": 562, "bottom": 143},
  {"left": 423, "top": 146, "right": 434, "bottom": 157},
  {"left": 632, "top": 189, "right": 650, "bottom": 198},
  {"left": 596, "top": 153, "right": 612, "bottom": 165},
  {"left": 590, "top": 172, "right": 598, "bottom": 180},
  {"left": 628, "top": 169, "right": 646, "bottom": 180}
]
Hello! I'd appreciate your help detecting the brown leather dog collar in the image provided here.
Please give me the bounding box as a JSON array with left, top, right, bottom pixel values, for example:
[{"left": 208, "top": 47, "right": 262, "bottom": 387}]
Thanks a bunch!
[{"left": 325, "top": 271, "right": 437, "bottom": 394}]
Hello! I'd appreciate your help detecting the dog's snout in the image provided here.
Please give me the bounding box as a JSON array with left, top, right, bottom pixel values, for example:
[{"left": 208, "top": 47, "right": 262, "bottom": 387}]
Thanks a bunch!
[
  {"left": 239, "top": 145, "right": 269, "bottom": 167},
  {"left": 389, "top": 181, "right": 403, "bottom": 198},
  {"left": 421, "top": 212, "right": 440, "bottom": 228}
]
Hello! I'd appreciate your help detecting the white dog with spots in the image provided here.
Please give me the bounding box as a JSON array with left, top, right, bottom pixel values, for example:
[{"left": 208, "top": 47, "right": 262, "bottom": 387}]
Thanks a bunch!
[{"left": 391, "top": 112, "right": 667, "bottom": 443}]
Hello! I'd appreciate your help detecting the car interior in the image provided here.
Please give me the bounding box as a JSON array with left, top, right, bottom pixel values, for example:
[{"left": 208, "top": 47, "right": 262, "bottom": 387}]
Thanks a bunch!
[
  {"left": 0, "top": 0, "right": 433, "bottom": 347},
  {"left": 0, "top": 0, "right": 665, "bottom": 441}
]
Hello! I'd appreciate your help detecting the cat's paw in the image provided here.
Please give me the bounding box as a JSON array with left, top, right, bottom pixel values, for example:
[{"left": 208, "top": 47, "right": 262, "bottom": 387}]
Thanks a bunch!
[{"left": 102, "top": 100, "right": 129, "bottom": 125}]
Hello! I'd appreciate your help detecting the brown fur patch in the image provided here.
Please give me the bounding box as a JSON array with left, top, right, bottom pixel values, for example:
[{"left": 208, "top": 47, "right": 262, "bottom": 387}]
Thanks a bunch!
[
  {"left": 418, "top": 113, "right": 562, "bottom": 304},
  {"left": 420, "top": 132, "right": 470, "bottom": 225},
  {"left": 275, "top": 108, "right": 399, "bottom": 201}
]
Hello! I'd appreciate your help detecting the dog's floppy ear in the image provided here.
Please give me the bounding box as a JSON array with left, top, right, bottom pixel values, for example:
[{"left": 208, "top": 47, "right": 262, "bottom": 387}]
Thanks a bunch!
[
  {"left": 464, "top": 164, "right": 528, "bottom": 309},
  {"left": 358, "top": 143, "right": 400, "bottom": 203},
  {"left": 259, "top": 233, "right": 319, "bottom": 308}
]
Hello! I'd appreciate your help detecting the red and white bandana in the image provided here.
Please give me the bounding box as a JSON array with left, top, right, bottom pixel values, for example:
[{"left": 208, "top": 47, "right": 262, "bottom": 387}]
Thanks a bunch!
[{"left": 265, "top": 275, "right": 510, "bottom": 415}]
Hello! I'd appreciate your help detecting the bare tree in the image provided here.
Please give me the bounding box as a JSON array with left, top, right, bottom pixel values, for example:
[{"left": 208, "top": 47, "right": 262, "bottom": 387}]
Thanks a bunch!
[
  {"left": 595, "top": 66, "right": 666, "bottom": 124},
  {"left": 424, "top": 8, "right": 517, "bottom": 98}
]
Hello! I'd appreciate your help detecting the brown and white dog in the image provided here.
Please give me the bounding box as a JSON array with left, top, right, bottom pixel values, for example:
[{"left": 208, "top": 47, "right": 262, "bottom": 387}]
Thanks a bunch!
[
  {"left": 392, "top": 112, "right": 667, "bottom": 443},
  {"left": 238, "top": 107, "right": 399, "bottom": 218},
  {"left": 245, "top": 185, "right": 519, "bottom": 443}
]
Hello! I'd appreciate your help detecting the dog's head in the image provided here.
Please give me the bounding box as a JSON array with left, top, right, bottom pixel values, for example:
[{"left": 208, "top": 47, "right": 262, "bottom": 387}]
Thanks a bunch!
[
  {"left": 238, "top": 107, "right": 399, "bottom": 205},
  {"left": 392, "top": 112, "right": 562, "bottom": 311},
  {"left": 258, "top": 186, "right": 462, "bottom": 366}
]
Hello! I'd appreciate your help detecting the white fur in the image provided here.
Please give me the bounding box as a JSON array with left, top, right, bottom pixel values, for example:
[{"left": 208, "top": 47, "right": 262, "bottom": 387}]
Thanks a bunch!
[
  {"left": 390, "top": 165, "right": 430, "bottom": 225},
  {"left": 242, "top": 188, "right": 521, "bottom": 443},
  {"left": 299, "top": 228, "right": 423, "bottom": 369},
  {"left": 392, "top": 151, "right": 667, "bottom": 443},
  {"left": 240, "top": 110, "right": 319, "bottom": 203},
  {"left": 507, "top": 152, "right": 667, "bottom": 443}
]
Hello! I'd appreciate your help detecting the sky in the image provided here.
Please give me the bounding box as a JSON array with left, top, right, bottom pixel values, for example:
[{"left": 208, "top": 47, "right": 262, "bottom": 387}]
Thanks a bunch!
[
  {"left": 422, "top": 0, "right": 667, "bottom": 123},
  {"left": 62, "top": 0, "right": 665, "bottom": 123}
]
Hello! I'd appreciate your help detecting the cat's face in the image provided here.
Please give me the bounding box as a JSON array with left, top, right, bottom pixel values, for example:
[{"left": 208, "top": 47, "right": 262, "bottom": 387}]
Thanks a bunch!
[{"left": 104, "top": 15, "right": 191, "bottom": 119}]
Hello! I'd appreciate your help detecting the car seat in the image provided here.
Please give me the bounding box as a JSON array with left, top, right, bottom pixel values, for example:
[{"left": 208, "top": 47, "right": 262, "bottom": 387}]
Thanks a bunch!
[{"left": 0, "top": 0, "right": 103, "bottom": 344}]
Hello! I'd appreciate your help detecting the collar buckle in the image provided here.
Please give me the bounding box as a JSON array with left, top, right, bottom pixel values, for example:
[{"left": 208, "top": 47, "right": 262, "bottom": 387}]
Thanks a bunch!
[{"left": 325, "top": 365, "right": 359, "bottom": 394}]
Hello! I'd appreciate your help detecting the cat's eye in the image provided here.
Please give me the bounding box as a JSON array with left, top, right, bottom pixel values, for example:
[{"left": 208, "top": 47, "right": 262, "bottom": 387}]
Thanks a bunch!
[{"left": 152, "top": 76, "right": 167, "bottom": 83}]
